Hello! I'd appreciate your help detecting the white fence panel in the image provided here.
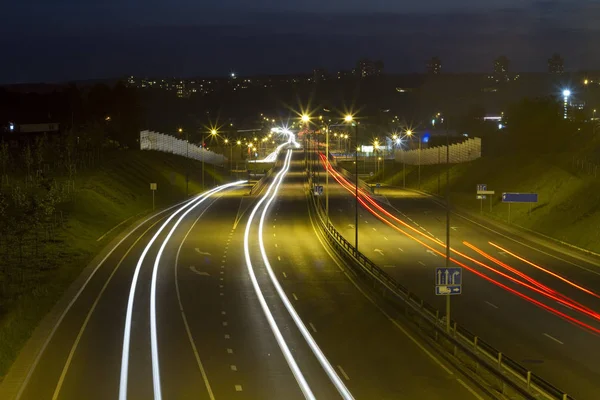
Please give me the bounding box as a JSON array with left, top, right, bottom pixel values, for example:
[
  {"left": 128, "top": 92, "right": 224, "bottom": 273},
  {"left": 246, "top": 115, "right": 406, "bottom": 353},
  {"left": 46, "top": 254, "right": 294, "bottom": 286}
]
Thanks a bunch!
[
  {"left": 140, "top": 130, "right": 226, "bottom": 166},
  {"left": 395, "top": 137, "right": 481, "bottom": 165}
]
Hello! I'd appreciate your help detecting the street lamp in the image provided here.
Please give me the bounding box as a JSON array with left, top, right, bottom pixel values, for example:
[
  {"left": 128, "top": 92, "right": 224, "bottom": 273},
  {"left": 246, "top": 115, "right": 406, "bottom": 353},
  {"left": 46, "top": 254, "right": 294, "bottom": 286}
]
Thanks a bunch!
[
  {"left": 345, "top": 114, "right": 359, "bottom": 251},
  {"left": 179, "top": 127, "right": 191, "bottom": 196},
  {"left": 202, "top": 129, "right": 218, "bottom": 189},
  {"left": 406, "top": 129, "right": 421, "bottom": 189}
]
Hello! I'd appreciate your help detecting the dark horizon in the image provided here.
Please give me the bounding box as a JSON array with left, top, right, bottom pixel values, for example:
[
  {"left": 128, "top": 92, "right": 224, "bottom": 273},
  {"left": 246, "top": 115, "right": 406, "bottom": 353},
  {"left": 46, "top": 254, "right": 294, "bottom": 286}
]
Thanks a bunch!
[{"left": 3, "top": 1, "right": 599, "bottom": 84}]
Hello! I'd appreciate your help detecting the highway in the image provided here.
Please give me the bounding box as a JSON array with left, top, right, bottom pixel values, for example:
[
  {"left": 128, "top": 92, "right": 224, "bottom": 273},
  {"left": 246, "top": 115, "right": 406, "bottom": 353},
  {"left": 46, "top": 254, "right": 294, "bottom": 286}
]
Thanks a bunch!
[
  {"left": 0, "top": 146, "right": 492, "bottom": 400},
  {"left": 319, "top": 153, "right": 600, "bottom": 399}
]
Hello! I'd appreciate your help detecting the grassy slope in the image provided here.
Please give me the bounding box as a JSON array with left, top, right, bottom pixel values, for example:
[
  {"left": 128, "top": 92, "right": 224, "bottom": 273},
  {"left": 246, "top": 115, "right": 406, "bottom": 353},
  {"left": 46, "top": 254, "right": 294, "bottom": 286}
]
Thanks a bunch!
[
  {"left": 349, "top": 149, "right": 600, "bottom": 253},
  {"left": 0, "top": 149, "right": 229, "bottom": 379}
]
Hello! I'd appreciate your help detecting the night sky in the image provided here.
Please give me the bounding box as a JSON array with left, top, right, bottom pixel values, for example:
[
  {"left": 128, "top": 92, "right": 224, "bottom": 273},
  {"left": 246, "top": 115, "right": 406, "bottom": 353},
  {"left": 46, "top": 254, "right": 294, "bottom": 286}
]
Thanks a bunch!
[{"left": 2, "top": 0, "right": 598, "bottom": 83}]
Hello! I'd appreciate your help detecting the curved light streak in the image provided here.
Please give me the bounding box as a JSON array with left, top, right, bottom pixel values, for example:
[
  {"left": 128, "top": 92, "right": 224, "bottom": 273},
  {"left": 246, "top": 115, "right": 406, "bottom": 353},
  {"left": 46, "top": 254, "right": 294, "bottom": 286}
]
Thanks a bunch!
[
  {"left": 119, "top": 181, "right": 246, "bottom": 400},
  {"left": 258, "top": 159, "right": 354, "bottom": 398},
  {"left": 243, "top": 150, "right": 316, "bottom": 400},
  {"left": 149, "top": 180, "right": 246, "bottom": 400}
]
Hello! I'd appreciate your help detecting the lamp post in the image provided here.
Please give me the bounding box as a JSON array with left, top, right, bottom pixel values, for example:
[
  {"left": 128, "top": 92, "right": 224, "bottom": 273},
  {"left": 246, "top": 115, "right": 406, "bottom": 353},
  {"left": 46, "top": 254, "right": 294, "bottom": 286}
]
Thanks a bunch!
[
  {"left": 563, "top": 89, "right": 571, "bottom": 120},
  {"left": 202, "top": 129, "right": 218, "bottom": 190},
  {"left": 406, "top": 129, "right": 420, "bottom": 189},
  {"left": 178, "top": 128, "right": 190, "bottom": 197},
  {"left": 444, "top": 117, "right": 451, "bottom": 333},
  {"left": 345, "top": 114, "right": 359, "bottom": 251}
]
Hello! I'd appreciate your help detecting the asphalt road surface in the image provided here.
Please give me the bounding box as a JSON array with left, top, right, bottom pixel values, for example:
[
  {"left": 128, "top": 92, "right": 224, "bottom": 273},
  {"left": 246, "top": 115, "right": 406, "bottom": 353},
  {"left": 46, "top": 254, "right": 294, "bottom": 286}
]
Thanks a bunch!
[
  {"left": 1, "top": 150, "right": 491, "bottom": 400},
  {"left": 320, "top": 154, "right": 600, "bottom": 399}
]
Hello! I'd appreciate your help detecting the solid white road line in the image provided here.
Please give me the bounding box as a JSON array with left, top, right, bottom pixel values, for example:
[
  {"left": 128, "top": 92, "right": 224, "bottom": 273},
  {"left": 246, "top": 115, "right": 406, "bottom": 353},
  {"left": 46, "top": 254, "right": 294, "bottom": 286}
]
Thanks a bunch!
[
  {"left": 457, "top": 378, "right": 486, "bottom": 400},
  {"left": 543, "top": 333, "right": 564, "bottom": 345},
  {"left": 96, "top": 216, "right": 134, "bottom": 242},
  {"left": 174, "top": 199, "right": 225, "bottom": 400},
  {"left": 309, "top": 323, "right": 317, "bottom": 333},
  {"left": 16, "top": 196, "right": 197, "bottom": 400},
  {"left": 51, "top": 217, "right": 165, "bottom": 400}
]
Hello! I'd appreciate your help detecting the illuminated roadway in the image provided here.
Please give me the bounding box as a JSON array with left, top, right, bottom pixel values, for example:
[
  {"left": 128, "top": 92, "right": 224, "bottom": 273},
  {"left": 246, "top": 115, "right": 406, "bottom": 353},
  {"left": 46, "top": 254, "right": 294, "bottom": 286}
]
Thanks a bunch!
[
  {"left": 0, "top": 147, "right": 491, "bottom": 400},
  {"left": 320, "top": 152, "right": 600, "bottom": 399}
]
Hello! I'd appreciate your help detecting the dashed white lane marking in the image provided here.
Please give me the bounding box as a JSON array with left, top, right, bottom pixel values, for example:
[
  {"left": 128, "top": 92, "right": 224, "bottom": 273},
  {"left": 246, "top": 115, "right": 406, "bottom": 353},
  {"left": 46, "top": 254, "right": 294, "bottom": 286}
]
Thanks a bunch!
[
  {"left": 292, "top": 293, "right": 298, "bottom": 301},
  {"left": 235, "top": 385, "right": 243, "bottom": 392},
  {"left": 273, "top": 233, "right": 276, "bottom": 237},
  {"left": 220, "top": 277, "right": 224, "bottom": 281},
  {"left": 220, "top": 271, "right": 224, "bottom": 275},
  {"left": 277, "top": 256, "right": 282, "bottom": 261},
  {"left": 451, "top": 226, "right": 458, "bottom": 231},
  {"left": 544, "top": 333, "right": 564, "bottom": 345},
  {"left": 426, "top": 250, "right": 437, "bottom": 257},
  {"left": 372, "top": 228, "right": 377, "bottom": 231},
  {"left": 383, "top": 236, "right": 389, "bottom": 241},
  {"left": 227, "top": 348, "right": 233, "bottom": 354},
  {"left": 420, "top": 226, "right": 427, "bottom": 231},
  {"left": 398, "top": 248, "right": 404, "bottom": 252},
  {"left": 222, "top": 321, "right": 228, "bottom": 327},
  {"left": 374, "top": 249, "right": 385, "bottom": 256},
  {"left": 309, "top": 322, "right": 317, "bottom": 333},
  {"left": 485, "top": 301, "right": 499, "bottom": 309},
  {"left": 221, "top": 311, "right": 226, "bottom": 315},
  {"left": 221, "top": 265, "right": 225, "bottom": 269},
  {"left": 230, "top": 365, "right": 237, "bottom": 371},
  {"left": 275, "top": 244, "right": 278, "bottom": 248},
  {"left": 364, "top": 220, "right": 368, "bottom": 224},
  {"left": 273, "top": 225, "right": 276, "bottom": 228},
  {"left": 224, "top": 334, "right": 230, "bottom": 339},
  {"left": 282, "top": 272, "right": 287, "bottom": 278},
  {"left": 337, "top": 365, "right": 350, "bottom": 381},
  {"left": 220, "top": 293, "right": 224, "bottom": 296},
  {"left": 219, "top": 285, "right": 224, "bottom": 288},
  {"left": 418, "top": 261, "right": 426, "bottom": 266}
]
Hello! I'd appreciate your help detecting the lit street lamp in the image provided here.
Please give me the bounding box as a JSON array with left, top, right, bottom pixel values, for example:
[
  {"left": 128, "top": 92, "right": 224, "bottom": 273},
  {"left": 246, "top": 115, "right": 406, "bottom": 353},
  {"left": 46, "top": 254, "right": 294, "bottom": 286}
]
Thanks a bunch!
[
  {"left": 202, "top": 129, "right": 218, "bottom": 189},
  {"left": 345, "top": 114, "right": 359, "bottom": 251},
  {"left": 405, "top": 129, "right": 421, "bottom": 189}
]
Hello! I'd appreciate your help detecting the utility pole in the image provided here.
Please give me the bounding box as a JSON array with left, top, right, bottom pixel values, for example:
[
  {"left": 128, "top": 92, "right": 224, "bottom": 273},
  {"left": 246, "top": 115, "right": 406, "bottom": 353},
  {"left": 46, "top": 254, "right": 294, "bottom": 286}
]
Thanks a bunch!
[
  {"left": 355, "top": 123, "right": 359, "bottom": 251},
  {"left": 445, "top": 118, "right": 451, "bottom": 333}
]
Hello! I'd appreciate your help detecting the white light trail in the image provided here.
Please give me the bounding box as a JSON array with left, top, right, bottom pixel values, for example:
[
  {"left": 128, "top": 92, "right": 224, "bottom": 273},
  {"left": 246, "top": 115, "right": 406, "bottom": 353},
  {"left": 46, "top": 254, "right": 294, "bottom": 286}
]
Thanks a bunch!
[
  {"left": 258, "top": 160, "right": 354, "bottom": 399},
  {"left": 119, "top": 181, "right": 246, "bottom": 400},
  {"left": 149, "top": 180, "right": 245, "bottom": 400},
  {"left": 249, "top": 128, "right": 300, "bottom": 163},
  {"left": 243, "top": 150, "right": 316, "bottom": 400}
]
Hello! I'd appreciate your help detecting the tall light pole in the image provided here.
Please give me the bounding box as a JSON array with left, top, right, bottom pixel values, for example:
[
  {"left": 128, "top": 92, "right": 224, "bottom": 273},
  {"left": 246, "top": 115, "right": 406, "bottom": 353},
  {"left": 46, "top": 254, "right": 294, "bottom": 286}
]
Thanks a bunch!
[
  {"left": 444, "top": 117, "right": 451, "bottom": 333},
  {"left": 345, "top": 114, "right": 359, "bottom": 251},
  {"left": 202, "top": 129, "right": 218, "bottom": 190},
  {"left": 563, "top": 89, "right": 571, "bottom": 120},
  {"left": 406, "top": 129, "right": 420, "bottom": 189},
  {"left": 179, "top": 127, "right": 191, "bottom": 197}
]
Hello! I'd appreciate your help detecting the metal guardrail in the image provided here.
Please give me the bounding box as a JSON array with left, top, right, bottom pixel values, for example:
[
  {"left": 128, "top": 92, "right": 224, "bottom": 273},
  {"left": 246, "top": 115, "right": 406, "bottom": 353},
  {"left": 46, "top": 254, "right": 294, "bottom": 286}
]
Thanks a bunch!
[{"left": 305, "top": 185, "right": 573, "bottom": 400}]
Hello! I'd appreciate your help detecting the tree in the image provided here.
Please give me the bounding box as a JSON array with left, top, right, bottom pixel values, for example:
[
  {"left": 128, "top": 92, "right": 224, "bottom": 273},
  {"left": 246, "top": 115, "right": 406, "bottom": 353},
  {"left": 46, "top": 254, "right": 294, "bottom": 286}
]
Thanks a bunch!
[
  {"left": 0, "top": 141, "right": 9, "bottom": 186},
  {"left": 34, "top": 134, "right": 47, "bottom": 174},
  {"left": 22, "top": 144, "right": 33, "bottom": 184}
]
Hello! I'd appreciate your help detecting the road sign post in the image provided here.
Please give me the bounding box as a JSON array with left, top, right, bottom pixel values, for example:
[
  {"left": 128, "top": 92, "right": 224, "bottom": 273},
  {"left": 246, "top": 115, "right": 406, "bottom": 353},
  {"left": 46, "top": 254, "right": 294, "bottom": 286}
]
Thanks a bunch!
[
  {"left": 476, "top": 185, "right": 495, "bottom": 215},
  {"left": 436, "top": 267, "right": 462, "bottom": 333},
  {"left": 502, "top": 192, "right": 538, "bottom": 224},
  {"left": 150, "top": 183, "right": 157, "bottom": 211}
]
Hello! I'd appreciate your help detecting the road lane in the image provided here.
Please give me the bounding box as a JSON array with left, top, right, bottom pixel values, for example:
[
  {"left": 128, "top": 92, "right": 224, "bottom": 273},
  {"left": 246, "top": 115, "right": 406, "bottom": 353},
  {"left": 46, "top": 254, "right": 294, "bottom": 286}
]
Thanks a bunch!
[
  {"left": 261, "top": 150, "right": 489, "bottom": 399},
  {"left": 323, "top": 159, "right": 600, "bottom": 399}
]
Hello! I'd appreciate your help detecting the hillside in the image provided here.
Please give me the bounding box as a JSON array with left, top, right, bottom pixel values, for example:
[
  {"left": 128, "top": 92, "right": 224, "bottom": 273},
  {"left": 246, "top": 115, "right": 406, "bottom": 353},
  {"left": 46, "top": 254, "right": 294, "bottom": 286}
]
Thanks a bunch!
[
  {"left": 0, "top": 149, "right": 230, "bottom": 379},
  {"left": 361, "top": 149, "right": 600, "bottom": 253}
]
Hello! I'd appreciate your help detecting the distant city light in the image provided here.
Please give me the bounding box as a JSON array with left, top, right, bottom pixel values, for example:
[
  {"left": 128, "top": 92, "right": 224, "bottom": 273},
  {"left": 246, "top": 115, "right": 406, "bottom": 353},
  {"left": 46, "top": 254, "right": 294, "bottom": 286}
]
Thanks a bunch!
[
  {"left": 498, "top": 123, "right": 504, "bottom": 129},
  {"left": 9, "top": 122, "right": 14, "bottom": 132},
  {"left": 301, "top": 114, "right": 310, "bottom": 123},
  {"left": 231, "top": 72, "right": 237, "bottom": 79},
  {"left": 345, "top": 115, "right": 353, "bottom": 122},
  {"left": 432, "top": 119, "right": 435, "bottom": 126},
  {"left": 563, "top": 89, "right": 571, "bottom": 97}
]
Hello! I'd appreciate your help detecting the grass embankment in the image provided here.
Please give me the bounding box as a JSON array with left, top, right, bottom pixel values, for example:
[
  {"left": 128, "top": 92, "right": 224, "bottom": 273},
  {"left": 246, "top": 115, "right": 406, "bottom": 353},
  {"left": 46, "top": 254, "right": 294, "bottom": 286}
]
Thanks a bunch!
[
  {"left": 342, "top": 149, "right": 600, "bottom": 253},
  {"left": 0, "top": 149, "right": 229, "bottom": 379}
]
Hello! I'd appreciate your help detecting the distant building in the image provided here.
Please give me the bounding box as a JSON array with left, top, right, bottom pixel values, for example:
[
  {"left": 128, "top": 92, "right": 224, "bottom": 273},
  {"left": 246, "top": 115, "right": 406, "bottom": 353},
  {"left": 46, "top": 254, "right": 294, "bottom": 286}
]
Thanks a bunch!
[
  {"left": 356, "top": 59, "right": 383, "bottom": 78},
  {"left": 426, "top": 57, "right": 442, "bottom": 75},
  {"left": 492, "top": 56, "right": 510, "bottom": 83},
  {"left": 548, "top": 53, "right": 565, "bottom": 74}
]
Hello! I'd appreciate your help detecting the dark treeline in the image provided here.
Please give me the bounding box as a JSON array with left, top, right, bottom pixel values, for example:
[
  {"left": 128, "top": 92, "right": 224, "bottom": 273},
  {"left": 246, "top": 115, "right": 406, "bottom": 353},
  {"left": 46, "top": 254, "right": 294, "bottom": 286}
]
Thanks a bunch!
[{"left": 0, "top": 82, "right": 140, "bottom": 298}]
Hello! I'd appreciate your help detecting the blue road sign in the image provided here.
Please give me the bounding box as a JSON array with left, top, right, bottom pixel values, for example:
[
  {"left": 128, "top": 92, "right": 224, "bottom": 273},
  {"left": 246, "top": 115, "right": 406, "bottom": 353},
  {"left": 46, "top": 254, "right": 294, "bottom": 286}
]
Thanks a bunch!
[
  {"left": 436, "top": 286, "right": 462, "bottom": 295},
  {"left": 376, "top": 183, "right": 381, "bottom": 188},
  {"left": 477, "top": 184, "right": 487, "bottom": 192},
  {"left": 314, "top": 185, "right": 323, "bottom": 195},
  {"left": 502, "top": 193, "right": 538, "bottom": 203},
  {"left": 435, "top": 267, "right": 462, "bottom": 296}
]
